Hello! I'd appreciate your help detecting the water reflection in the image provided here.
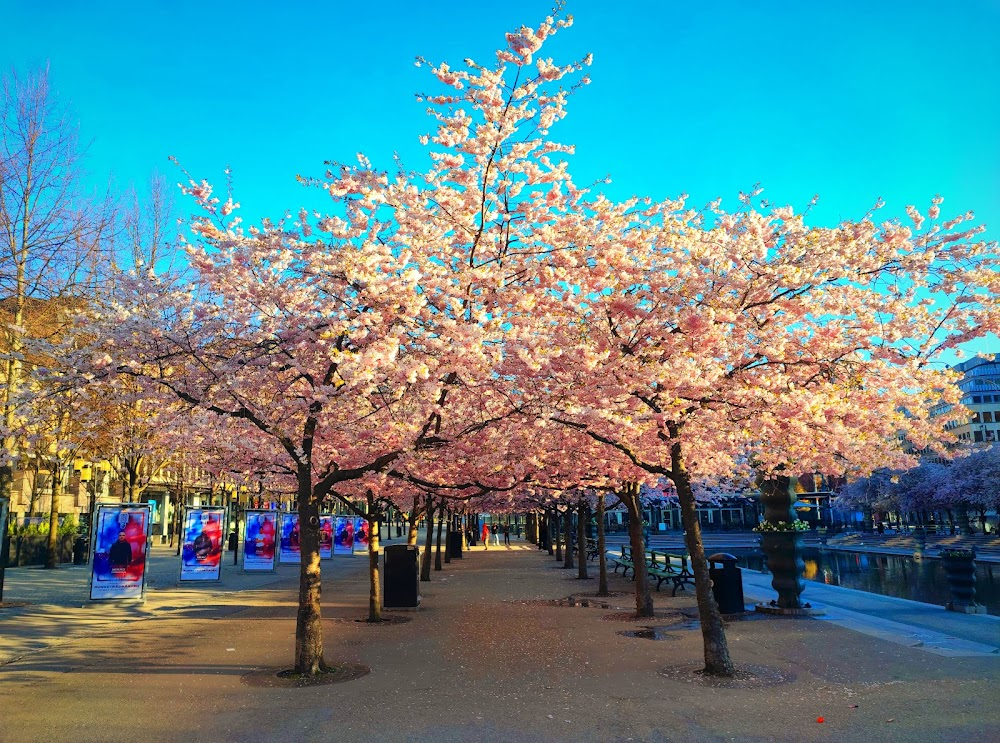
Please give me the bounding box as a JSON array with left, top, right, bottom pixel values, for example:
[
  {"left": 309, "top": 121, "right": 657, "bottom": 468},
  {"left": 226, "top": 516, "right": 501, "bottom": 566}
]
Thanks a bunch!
[{"left": 736, "top": 548, "right": 998, "bottom": 615}]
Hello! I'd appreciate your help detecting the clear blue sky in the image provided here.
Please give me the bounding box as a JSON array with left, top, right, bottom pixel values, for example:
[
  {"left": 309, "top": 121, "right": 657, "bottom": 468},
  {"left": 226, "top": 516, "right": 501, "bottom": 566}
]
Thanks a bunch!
[{"left": 5, "top": 0, "right": 999, "bottom": 356}]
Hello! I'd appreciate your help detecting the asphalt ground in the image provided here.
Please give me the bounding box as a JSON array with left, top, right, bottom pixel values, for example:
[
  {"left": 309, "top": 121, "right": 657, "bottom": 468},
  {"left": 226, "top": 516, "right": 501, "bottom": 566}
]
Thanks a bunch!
[{"left": 1, "top": 538, "right": 998, "bottom": 742}]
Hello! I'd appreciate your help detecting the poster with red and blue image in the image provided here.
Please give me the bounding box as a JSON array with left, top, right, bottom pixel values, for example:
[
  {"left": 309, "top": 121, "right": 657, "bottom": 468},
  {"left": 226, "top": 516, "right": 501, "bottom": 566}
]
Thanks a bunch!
[
  {"left": 353, "top": 517, "right": 370, "bottom": 553},
  {"left": 89, "top": 504, "right": 150, "bottom": 600},
  {"left": 320, "top": 515, "right": 334, "bottom": 559},
  {"left": 179, "top": 507, "right": 225, "bottom": 581},
  {"left": 279, "top": 512, "right": 301, "bottom": 564},
  {"left": 242, "top": 510, "right": 277, "bottom": 571},
  {"left": 334, "top": 516, "right": 354, "bottom": 555}
]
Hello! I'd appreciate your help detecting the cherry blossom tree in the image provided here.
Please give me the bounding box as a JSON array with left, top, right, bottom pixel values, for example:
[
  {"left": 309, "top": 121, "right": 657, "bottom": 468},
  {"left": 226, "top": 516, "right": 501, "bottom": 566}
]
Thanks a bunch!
[
  {"left": 947, "top": 446, "right": 1000, "bottom": 532},
  {"left": 81, "top": 10, "right": 599, "bottom": 676},
  {"left": 13, "top": 366, "right": 88, "bottom": 568},
  {"left": 537, "top": 189, "right": 998, "bottom": 676}
]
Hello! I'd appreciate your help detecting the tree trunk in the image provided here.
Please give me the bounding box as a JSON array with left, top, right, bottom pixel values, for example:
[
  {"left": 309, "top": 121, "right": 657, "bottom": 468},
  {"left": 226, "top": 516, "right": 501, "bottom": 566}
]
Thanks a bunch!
[
  {"left": 126, "top": 462, "right": 141, "bottom": 502},
  {"left": 622, "top": 482, "right": 654, "bottom": 618},
  {"left": 173, "top": 486, "right": 184, "bottom": 556},
  {"left": 367, "top": 507, "right": 382, "bottom": 622},
  {"left": 956, "top": 505, "right": 972, "bottom": 534},
  {"left": 444, "top": 511, "right": 452, "bottom": 564},
  {"left": 563, "top": 508, "right": 574, "bottom": 569},
  {"left": 434, "top": 501, "right": 445, "bottom": 571},
  {"left": 596, "top": 493, "right": 608, "bottom": 596},
  {"left": 45, "top": 463, "right": 60, "bottom": 569},
  {"left": 28, "top": 466, "right": 40, "bottom": 517},
  {"left": 407, "top": 495, "right": 420, "bottom": 546},
  {"left": 420, "top": 494, "right": 434, "bottom": 581},
  {"left": 577, "top": 498, "right": 588, "bottom": 579},
  {"left": 670, "top": 431, "right": 734, "bottom": 677},
  {"left": 294, "top": 470, "right": 326, "bottom": 674},
  {"left": 554, "top": 507, "right": 563, "bottom": 562}
]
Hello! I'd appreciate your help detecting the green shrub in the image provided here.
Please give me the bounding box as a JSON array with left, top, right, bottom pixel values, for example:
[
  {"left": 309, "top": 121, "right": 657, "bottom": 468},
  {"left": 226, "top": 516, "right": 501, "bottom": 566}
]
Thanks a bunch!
[{"left": 58, "top": 516, "right": 78, "bottom": 536}]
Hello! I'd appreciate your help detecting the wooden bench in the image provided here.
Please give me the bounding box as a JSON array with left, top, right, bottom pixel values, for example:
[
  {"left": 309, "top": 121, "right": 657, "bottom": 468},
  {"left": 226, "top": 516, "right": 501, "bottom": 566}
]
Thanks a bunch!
[
  {"left": 646, "top": 550, "right": 696, "bottom": 596},
  {"left": 610, "top": 545, "right": 636, "bottom": 578},
  {"left": 571, "top": 538, "right": 601, "bottom": 561}
]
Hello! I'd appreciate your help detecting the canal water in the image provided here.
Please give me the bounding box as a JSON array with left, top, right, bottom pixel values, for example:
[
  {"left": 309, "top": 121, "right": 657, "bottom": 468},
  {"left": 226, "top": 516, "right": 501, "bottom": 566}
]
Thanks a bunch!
[{"left": 734, "top": 548, "right": 1000, "bottom": 616}]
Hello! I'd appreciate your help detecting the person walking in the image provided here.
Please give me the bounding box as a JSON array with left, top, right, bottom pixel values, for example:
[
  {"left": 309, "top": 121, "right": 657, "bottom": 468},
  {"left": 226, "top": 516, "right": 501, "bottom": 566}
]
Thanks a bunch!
[
  {"left": 493, "top": 523, "right": 501, "bottom": 547},
  {"left": 481, "top": 522, "right": 490, "bottom": 550},
  {"left": 503, "top": 523, "right": 511, "bottom": 547}
]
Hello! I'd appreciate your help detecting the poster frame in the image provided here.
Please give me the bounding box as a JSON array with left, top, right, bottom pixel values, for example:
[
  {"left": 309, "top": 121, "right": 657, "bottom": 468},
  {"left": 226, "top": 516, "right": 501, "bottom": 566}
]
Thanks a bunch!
[
  {"left": 278, "top": 511, "right": 301, "bottom": 565},
  {"left": 353, "top": 516, "right": 370, "bottom": 554},
  {"left": 88, "top": 502, "right": 152, "bottom": 602},
  {"left": 319, "top": 514, "right": 334, "bottom": 559},
  {"left": 334, "top": 515, "right": 354, "bottom": 556},
  {"left": 241, "top": 509, "right": 278, "bottom": 573},
  {"left": 178, "top": 506, "right": 226, "bottom": 582}
]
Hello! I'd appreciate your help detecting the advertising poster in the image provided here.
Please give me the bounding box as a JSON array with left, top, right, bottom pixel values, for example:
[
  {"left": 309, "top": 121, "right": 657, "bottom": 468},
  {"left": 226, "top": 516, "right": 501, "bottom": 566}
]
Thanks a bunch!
[
  {"left": 90, "top": 504, "right": 150, "bottom": 601},
  {"left": 242, "top": 510, "right": 277, "bottom": 571},
  {"left": 279, "top": 512, "right": 301, "bottom": 564},
  {"left": 334, "top": 515, "right": 354, "bottom": 555},
  {"left": 179, "top": 507, "right": 225, "bottom": 581},
  {"left": 353, "top": 517, "right": 370, "bottom": 553},
  {"left": 320, "top": 515, "right": 334, "bottom": 559}
]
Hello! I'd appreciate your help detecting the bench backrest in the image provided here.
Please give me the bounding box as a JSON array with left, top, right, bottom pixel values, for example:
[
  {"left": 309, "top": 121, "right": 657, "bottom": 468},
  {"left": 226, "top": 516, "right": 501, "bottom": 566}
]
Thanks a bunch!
[{"left": 649, "top": 550, "right": 688, "bottom": 570}]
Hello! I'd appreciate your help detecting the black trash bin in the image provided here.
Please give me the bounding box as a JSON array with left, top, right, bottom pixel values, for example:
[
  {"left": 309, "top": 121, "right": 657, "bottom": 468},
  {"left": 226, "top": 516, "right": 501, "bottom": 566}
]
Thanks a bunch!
[
  {"left": 448, "top": 531, "right": 463, "bottom": 559},
  {"left": 383, "top": 544, "right": 420, "bottom": 609},
  {"left": 72, "top": 536, "right": 89, "bottom": 565},
  {"left": 708, "top": 553, "right": 745, "bottom": 614},
  {"left": 227, "top": 531, "right": 238, "bottom": 552}
]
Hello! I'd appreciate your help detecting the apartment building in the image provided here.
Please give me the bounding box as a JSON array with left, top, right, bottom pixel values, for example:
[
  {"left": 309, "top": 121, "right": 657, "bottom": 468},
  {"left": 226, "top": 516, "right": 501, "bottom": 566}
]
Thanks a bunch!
[{"left": 935, "top": 355, "right": 1000, "bottom": 445}]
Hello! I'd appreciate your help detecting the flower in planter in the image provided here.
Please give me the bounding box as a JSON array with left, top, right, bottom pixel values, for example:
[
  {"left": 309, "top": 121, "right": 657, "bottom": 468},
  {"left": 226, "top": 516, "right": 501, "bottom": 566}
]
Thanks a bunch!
[
  {"left": 753, "top": 520, "right": 811, "bottom": 533},
  {"left": 939, "top": 548, "right": 976, "bottom": 560}
]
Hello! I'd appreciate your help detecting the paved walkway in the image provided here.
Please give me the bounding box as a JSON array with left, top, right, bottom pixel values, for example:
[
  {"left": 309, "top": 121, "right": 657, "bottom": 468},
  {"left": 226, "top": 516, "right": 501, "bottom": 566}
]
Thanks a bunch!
[{"left": 1, "top": 538, "right": 998, "bottom": 742}]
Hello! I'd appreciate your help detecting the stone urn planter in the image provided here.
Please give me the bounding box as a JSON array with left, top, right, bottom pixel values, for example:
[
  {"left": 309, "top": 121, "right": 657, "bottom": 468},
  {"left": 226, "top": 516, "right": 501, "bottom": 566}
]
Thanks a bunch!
[
  {"left": 760, "top": 531, "right": 806, "bottom": 609},
  {"left": 940, "top": 549, "right": 985, "bottom": 614},
  {"left": 755, "top": 475, "right": 821, "bottom": 615}
]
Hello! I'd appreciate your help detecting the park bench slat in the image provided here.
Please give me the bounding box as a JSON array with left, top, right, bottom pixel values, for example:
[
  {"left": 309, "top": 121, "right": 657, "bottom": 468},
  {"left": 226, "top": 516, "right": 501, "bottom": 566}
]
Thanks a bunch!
[
  {"left": 647, "top": 549, "right": 695, "bottom": 596},
  {"left": 570, "top": 538, "right": 601, "bottom": 561},
  {"left": 610, "top": 545, "right": 636, "bottom": 578},
  {"left": 606, "top": 547, "right": 695, "bottom": 595}
]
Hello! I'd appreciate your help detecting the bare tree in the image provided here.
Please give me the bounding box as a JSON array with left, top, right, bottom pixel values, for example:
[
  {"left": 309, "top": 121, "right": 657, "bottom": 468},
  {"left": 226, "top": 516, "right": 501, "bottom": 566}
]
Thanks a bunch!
[
  {"left": 115, "top": 171, "right": 181, "bottom": 279},
  {"left": 0, "top": 66, "right": 113, "bottom": 510}
]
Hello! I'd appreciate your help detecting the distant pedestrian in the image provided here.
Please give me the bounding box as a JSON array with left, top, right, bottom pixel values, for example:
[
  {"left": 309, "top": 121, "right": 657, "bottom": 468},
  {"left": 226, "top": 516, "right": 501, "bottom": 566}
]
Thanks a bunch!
[
  {"left": 503, "top": 524, "right": 511, "bottom": 546},
  {"left": 482, "top": 522, "right": 490, "bottom": 550},
  {"left": 493, "top": 523, "right": 501, "bottom": 547}
]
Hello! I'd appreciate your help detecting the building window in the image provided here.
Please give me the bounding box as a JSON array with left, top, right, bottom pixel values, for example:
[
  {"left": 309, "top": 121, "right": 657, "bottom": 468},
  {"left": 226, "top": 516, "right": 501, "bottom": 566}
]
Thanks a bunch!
[
  {"left": 974, "top": 431, "right": 984, "bottom": 443},
  {"left": 985, "top": 412, "right": 995, "bottom": 423}
]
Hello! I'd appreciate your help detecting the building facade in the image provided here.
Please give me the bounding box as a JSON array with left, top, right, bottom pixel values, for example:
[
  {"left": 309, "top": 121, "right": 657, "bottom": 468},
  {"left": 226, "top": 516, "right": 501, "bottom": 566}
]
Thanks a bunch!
[{"left": 935, "top": 355, "right": 1000, "bottom": 445}]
